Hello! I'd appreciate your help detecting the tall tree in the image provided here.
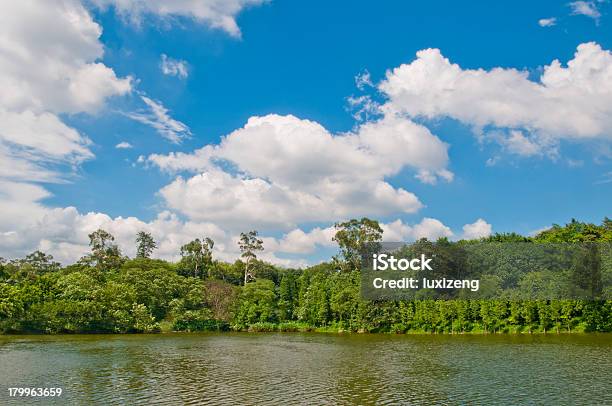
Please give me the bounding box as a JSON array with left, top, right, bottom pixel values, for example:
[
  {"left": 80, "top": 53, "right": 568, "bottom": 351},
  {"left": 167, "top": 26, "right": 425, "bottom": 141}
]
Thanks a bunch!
[
  {"left": 332, "top": 217, "right": 383, "bottom": 272},
  {"left": 136, "top": 231, "right": 157, "bottom": 259},
  {"left": 239, "top": 230, "right": 263, "bottom": 285},
  {"left": 180, "top": 237, "right": 214, "bottom": 278},
  {"left": 86, "top": 229, "right": 123, "bottom": 270},
  {"left": 20, "top": 250, "right": 60, "bottom": 274}
]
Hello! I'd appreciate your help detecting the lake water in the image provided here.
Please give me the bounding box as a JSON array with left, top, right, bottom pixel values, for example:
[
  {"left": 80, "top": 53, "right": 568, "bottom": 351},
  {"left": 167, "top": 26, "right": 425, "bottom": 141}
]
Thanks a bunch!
[{"left": 0, "top": 333, "right": 610, "bottom": 405}]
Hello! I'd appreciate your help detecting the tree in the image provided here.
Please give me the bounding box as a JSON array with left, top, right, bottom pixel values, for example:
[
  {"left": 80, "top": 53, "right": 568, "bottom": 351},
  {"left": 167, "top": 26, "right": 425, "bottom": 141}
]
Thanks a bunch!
[
  {"left": 603, "top": 217, "right": 612, "bottom": 231},
  {"left": 24, "top": 251, "right": 60, "bottom": 273},
  {"left": 10, "top": 251, "right": 60, "bottom": 279},
  {"left": 278, "top": 273, "right": 298, "bottom": 321},
  {"left": 233, "top": 279, "right": 277, "bottom": 327},
  {"left": 570, "top": 242, "right": 603, "bottom": 299},
  {"left": 86, "top": 229, "right": 123, "bottom": 270},
  {"left": 204, "top": 279, "right": 238, "bottom": 321},
  {"left": 135, "top": 231, "right": 157, "bottom": 259},
  {"left": 535, "top": 218, "right": 612, "bottom": 242},
  {"left": 332, "top": 217, "right": 383, "bottom": 272},
  {"left": 0, "top": 257, "right": 7, "bottom": 281},
  {"left": 238, "top": 231, "right": 263, "bottom": 285},
  {"left": 180, "top": 238, "right": 214, "bottom": 278}
]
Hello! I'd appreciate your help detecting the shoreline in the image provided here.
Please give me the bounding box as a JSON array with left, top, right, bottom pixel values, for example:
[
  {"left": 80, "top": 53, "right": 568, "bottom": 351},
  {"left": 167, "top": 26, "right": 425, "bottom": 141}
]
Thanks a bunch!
[{"left": 2, "top": 328, "right": 609, "bottom": 336}]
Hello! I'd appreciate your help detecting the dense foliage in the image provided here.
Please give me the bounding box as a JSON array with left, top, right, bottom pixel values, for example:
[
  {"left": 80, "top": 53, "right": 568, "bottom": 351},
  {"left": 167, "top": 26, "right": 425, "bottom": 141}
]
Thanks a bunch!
[{"left": 1, "top": 219, "right": 610, "bottom": 334}]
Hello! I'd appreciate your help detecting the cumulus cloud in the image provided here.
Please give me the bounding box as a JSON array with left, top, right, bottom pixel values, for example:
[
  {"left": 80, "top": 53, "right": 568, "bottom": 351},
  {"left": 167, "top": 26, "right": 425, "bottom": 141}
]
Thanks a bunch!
[
  {"left": 0, "top": 1, "right": 132, "bottom": 115},
  {"left": 379, "top": 42, "right": 612, "bottom": 157},
  {"left": 0, "top": 1, "right": 130, "bottom": 185},
  {"left": 267, "top": 217, "right": 462, "bottom": 255},
  {"left": 267, "top": 227, "right": 336, "bottom": 255},
  {"left": 538, "top": 17, "right": 557, "bottom": 27},
  {"left": 91, "top": 0, "right": 267, "bottom": 37},
  {"left": 0, "top": 195, "right": 462, "bottom": 267},
  {"left": 0, "top": 197, "right": 310, "bottom": 267},
  {"left": 381, "top": 218, "right": 454, "bottom": 241},
  {"left": 461, "top": 219, "right": 493, "bottom": 240},
  {"left": 127, "top": 96, "right": 191, "bottom": 143},
  {"left": 1, "top": 4, "right": 505, "bottom": 266},
  {"left": 0, "top": 181, "right": 51, "bottom": 233},
  {"left": 160, "top": 54, "right": 188, "bottom": 79},
  {"left": 0, "top": 110, "right": 94, "bottom": 182},
  {"left": 0, "top": 167, "right": 480, "bottom": 267},
  {"left": 148, "top": 113, "right": 454, "bottom": 228},
  {"left": 0, "top": 1, "right": 140, "bottom": 266}
]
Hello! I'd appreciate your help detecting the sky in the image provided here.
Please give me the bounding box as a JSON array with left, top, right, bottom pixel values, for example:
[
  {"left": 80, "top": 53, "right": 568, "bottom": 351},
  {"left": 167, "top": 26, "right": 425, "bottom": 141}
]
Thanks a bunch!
[{"left": 0, "top": 0, "right": 611, "bottom": 266}]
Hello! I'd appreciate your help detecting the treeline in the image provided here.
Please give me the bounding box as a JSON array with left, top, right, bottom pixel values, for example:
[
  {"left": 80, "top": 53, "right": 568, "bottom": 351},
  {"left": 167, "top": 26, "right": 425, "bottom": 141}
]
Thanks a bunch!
[{"left": 0, "top": 218, "right": 610, "bottom": 334}]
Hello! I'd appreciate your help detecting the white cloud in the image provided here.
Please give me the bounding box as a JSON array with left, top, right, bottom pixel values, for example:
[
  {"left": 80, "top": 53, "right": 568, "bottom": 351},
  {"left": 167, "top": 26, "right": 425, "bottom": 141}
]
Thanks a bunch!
[
  {"left": 379, "top": 43, "right": 612, "bottom": 151},
  {"left": 501, "top": 130, "right": 546, "bottom": 157},
  {"left": 150, "top": 114, "right": 451, "bottom": 182},
  {"left": 91, "top": 0, "right": 267, "bottom": 37},
  {"left": 0, "top": 1, "right": 130, "bottom": 186},
  {"left": 266, "top": 217, "right": 458, "bottom": 255},
  {"left": 160, "top": 54, "right": 188, "bottom": 79},
  {"left": 0, "top": 110, "right": 94, "bottom": 182},
  {"left": 269, "top": 227, "right": 336, "bottom": 255},
  {"left": 569, "top": 1, "right": 601, "bottom": 21},
  {"left": 529, "top": 226, "right": 552, "bottom": 236},
  {"left": 346, "top": 95, "right": 380, "bottom": 122},
  {"left": 486, "top": 129, "right": 558, "bottom": 158},
  {"left": 461, "top": 219, "right": 492, "bottom": 240},
  {"left": 381, "top": 218, "right": 453, "bottom": 241},
  {"left": 538, "top": 17, "right": 557, "bottom": 27},
  {"left": 0, "top": 4, "right": 507, "bottom": 267},
  {"left": 0, "top": 1, "right": 132, "bottom": 115},
  {"left": 128, "top": 95, "right": 191, "bottom": 143},
  {"left": 158, "top": 168, "right": 422, "bottom": 230},
  {"left": 0, "top": 181, "right": 50, "bottom": 233},
  {"left": 0, "top": 192, "right": 463, "bottom": 266},
  {"left": 115, "top": 141, "right": 133, "bottom": 149},
  {"left": 355, "top": 70, "right": 373, "bottom": 90},
  {"left": 0, "top": 200, "right": 314, "bottom": 268},
  {"left": 148, "top": 113, "right": 454, "bottom": 228}
]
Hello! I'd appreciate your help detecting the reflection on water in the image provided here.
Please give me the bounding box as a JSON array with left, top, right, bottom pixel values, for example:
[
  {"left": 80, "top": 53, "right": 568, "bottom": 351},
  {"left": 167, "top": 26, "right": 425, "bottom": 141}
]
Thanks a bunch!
[{"left": 1, "top": 333, "right": 611, "bottom": 405}]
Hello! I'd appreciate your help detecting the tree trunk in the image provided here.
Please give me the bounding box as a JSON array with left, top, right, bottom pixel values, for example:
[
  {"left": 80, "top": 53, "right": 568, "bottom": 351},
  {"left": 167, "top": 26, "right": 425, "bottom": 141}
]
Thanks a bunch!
[{"left": 244, "top": 258, "right": 250, "bottom": 285}]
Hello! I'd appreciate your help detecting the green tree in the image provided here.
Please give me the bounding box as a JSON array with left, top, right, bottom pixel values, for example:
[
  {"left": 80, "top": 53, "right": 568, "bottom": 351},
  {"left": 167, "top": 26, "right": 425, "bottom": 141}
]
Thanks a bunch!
[
  {"left": 332, "top": 217, "right": 383, "bottom": 272},
  {"left": 204, "top": 279, "right": 239, "bottom": 321},
  {"left": 569, "top": 243, "right": 603, "bottom": 299},
  {"left": 7, "top": 251, "right": 60, "bottom": 280},
  {"left": 22, "top": 251, "right": 60, "bottom": 274},
  {"left": 233, "top": 279, "right": 277, "bottom": 327},
  {"left": 238, "top": 231, "right": 263, "bottom": 285},
  {"left": 85, "top": 229, "right": 123, "bottom": 271},
  {"left": 327, "top": 271, "right": 361, "bottom": 329},
  {"left": 180, "top": 237, "right": 214, "bottom": 278},
  {"left": 278, "top": 272, "right": 298, "bottom": 322},
  {"left": 135, "top": 231, "right": 157, "bottom": 259}
]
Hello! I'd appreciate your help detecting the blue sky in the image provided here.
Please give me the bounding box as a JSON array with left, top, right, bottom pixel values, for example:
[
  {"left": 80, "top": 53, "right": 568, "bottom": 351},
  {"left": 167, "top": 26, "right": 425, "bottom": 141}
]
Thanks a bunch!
[{"left": 1, "top": 0, "right": 611, "bottom": 265}]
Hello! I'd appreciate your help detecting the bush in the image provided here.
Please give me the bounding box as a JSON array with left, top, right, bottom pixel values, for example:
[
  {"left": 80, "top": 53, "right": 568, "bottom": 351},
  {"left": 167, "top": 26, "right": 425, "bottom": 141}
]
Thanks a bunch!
[
  {"left": 246, "top": 322, "right": 278, "bottom": 332},
  {"left": 173, "top": 309, "right": 227, "bottom": 331}
]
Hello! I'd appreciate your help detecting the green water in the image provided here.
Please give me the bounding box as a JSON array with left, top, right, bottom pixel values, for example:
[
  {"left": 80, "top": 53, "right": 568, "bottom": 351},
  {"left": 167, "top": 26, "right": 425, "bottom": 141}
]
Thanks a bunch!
[{"left": 0, "top": 333, "right": 610, "bottom": 405}]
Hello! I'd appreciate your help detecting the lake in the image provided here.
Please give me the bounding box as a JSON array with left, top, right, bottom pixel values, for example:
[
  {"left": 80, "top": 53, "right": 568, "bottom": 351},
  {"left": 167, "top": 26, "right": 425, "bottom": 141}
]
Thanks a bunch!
[{"left": 1, "top": 333, "right": 611, "bottom": 405}]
